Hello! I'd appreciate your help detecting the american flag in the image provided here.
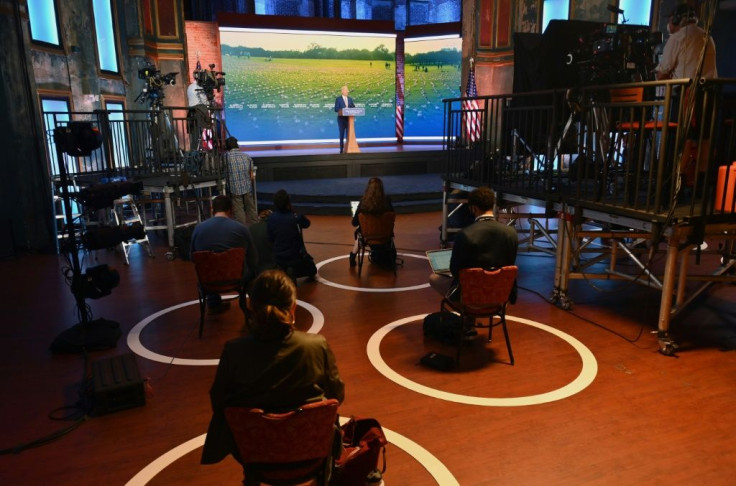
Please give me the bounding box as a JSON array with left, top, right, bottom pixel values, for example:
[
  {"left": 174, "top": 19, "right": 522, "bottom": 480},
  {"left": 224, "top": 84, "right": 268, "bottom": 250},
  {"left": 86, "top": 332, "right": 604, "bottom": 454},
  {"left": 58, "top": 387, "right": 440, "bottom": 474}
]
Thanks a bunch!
[{"left": 463, "top": 61, "right": 481, "bottom": 143}]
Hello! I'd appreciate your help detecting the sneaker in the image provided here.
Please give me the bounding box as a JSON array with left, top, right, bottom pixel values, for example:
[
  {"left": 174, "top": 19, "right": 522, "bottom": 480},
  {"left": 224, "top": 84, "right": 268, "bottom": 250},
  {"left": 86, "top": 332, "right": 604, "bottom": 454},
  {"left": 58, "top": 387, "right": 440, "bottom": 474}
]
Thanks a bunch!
[{"left": 349, "top": 252, "right": 357, "bottom": 267}]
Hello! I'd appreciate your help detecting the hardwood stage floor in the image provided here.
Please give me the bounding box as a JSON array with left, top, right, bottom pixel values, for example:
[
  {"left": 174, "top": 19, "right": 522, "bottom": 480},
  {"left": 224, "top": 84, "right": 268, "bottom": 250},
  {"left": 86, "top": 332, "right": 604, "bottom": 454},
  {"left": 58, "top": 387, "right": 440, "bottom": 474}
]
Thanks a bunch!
[{"left": 1, "top": 212, "right": 735, "bottom": 485}]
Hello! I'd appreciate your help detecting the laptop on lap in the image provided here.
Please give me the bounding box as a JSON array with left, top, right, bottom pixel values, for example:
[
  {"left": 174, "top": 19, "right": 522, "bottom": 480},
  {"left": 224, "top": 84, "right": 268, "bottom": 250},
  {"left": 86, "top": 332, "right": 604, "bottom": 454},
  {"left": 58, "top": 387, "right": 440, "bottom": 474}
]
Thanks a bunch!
[{"left": 426, "top": 249, "right": 452, "bottom": 276}]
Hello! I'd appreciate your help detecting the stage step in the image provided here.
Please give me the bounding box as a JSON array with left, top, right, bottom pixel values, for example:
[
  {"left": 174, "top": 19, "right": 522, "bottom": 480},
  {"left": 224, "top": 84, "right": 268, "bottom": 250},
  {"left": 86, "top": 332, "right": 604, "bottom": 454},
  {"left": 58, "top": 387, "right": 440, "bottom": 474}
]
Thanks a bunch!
[{"left": 256, "top": 174, "right": 444, "bottom": 216}]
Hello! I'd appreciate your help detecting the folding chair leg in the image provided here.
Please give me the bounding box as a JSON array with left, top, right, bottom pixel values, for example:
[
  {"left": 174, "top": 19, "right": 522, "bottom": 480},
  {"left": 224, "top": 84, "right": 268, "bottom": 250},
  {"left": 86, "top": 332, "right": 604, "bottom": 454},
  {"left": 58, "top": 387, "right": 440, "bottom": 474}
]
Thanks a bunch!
[
  {"left": 357, "top": 245, "right": 365, "bottom": 276},
  {"left": 500, "top": 316, "right": 514, "bottom": 365},
  {"left": 198, "top": 292, "right": 206, "bottom": 338}
]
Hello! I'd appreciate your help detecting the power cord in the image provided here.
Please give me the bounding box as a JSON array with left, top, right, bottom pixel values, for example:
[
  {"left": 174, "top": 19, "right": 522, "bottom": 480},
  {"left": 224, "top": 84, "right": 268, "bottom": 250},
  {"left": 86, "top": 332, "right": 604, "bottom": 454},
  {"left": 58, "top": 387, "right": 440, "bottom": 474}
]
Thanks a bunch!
[{"left": 0, "top": 351, "right": 93, "bottom": 455}]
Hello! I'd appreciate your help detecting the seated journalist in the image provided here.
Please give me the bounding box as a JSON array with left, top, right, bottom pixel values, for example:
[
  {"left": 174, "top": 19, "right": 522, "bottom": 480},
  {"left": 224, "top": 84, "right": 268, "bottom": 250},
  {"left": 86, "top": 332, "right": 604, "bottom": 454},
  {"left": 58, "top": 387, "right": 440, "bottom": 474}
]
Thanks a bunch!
[
  {"left": 429, "top": 187, "right": 518, "bottom": 312},
  {"left": 200, "top": 269, "right": 345, "bottom": 468},
  {"left": 189, "top": 195, "right": 258, "bottom": 312}
]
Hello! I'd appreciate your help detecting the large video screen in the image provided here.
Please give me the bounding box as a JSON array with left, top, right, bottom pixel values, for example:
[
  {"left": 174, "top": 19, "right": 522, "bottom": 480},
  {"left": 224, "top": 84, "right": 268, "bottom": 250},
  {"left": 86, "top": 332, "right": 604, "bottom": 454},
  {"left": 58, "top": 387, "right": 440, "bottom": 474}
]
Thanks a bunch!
[
  {"left": 220, "top": 28, "right": 397, "bottom": 145},
  {"left": 404, "top": 35, "right": 462, "bottom": 139}
]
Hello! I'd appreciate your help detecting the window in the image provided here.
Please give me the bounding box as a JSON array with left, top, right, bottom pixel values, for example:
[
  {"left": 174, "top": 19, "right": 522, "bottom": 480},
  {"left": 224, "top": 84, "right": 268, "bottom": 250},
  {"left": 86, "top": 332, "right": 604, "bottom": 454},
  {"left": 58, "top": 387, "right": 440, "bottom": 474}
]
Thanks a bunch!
[
  {"left": 92, "top": 0, "right": 119, "bottom": 73},
  {"left": 27, "top": 0, "right": 61, "bottom": 46},
  {"left": 41, "top": 98, "right": 70, "bottom": 177},
  {"left": 542, "top": 0, "right": 570, "bottom": 33},
  {"left": 617, "top": 0, "right": 652, "bottom": 26},
  {"left": 104, "top": 101, "right": 130, "bottom": 168}
]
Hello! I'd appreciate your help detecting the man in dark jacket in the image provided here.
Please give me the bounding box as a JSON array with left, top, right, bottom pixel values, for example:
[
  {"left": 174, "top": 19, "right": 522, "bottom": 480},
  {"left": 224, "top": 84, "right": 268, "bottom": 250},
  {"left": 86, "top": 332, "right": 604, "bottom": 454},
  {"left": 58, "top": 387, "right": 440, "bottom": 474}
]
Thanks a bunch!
[{"left": 429, "top": 186, "right": 518, "bottom": 303}]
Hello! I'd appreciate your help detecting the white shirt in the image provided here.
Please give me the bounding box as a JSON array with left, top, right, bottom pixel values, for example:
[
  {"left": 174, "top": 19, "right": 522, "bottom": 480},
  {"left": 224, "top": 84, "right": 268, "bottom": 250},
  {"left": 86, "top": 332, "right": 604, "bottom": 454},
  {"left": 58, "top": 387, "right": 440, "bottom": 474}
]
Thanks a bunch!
[
  {"left": 658, "top": 23, "right": 717, "bottom": 80},
  {"left": 187, "top": 82, "right": 208, "bottom": 107}
]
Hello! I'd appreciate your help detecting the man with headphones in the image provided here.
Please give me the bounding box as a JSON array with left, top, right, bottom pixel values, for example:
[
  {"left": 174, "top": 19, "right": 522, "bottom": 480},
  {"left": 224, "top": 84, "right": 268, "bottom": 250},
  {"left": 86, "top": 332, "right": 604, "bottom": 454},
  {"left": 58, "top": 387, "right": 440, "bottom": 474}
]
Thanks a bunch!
[
  {"left": 656, "top": 3, "right": 718, "bottom": 196},
  {"left": 656, "top": 4, "right": 717, "bottom": 81}
]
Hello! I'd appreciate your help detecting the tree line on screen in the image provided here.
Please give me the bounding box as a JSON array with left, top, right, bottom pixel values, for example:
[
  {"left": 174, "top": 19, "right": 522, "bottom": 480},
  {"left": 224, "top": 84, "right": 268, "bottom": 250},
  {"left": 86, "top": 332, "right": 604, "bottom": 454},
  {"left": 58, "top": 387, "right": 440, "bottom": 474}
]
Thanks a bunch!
[
  {"left": 222, "top": 44, "right": 461, "bottom": 66},
  {"left": 406, "top": 48, "right": 461, "bottom": 66},
  {"left": 222, "top": 43, "right": 393, "bottom": 60}
]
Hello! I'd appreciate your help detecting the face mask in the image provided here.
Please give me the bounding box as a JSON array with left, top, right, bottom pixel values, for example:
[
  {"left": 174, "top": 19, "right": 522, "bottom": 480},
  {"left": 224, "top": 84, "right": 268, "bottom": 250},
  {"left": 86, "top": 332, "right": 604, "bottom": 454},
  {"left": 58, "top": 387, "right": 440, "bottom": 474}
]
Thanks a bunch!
[{"left": 667, "top": 23, "right": 674, "bottom": 35}]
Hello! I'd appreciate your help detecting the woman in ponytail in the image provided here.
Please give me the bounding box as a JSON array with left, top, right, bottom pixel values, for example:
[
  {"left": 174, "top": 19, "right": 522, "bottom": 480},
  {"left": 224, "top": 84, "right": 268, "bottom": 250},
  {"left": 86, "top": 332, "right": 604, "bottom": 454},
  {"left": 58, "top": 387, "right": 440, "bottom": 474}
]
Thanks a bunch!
[{"left": 201, "top": 269, "right": 345, "bottom": 465}]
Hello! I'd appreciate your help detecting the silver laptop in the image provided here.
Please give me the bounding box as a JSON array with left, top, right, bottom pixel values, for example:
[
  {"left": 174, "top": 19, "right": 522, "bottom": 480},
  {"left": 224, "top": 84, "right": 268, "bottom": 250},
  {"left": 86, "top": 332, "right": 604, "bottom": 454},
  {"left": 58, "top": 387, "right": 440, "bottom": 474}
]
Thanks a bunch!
[{"left": 426, "top": 249, "right": 452, "bottom": 276}]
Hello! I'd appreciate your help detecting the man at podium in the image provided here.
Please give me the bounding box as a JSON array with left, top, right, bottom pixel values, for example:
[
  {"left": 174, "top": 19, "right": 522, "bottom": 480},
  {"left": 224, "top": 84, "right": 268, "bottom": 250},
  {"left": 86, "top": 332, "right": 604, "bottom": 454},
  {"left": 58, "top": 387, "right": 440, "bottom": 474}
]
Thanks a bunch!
[{"left": 334, "top": 85, "right": 355, "bottom": 153}]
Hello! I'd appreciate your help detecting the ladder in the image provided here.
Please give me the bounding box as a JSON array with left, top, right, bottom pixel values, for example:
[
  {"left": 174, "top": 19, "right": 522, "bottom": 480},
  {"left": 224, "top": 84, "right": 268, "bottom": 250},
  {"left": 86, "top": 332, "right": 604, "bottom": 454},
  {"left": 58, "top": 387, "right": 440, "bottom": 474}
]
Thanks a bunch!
[{"left": 112, "top": 195, "right": 153, "bottom": 264}]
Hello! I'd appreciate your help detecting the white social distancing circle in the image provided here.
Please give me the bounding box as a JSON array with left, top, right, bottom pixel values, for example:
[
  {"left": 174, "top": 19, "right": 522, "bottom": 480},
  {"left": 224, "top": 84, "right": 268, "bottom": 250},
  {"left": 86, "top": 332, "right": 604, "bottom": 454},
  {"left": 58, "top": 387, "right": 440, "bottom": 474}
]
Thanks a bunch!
[
  {"left": 368, "top": 314, "right": 598, "bottom": 406},
  {"left": 315, "top": 253, "right": 430, "bottom": 292},
  {"left": 127, "top": 297, "right": 324, "bottom": 366},
  {"left": 125, "top": 418, "right": 459, "bottom": 486}
]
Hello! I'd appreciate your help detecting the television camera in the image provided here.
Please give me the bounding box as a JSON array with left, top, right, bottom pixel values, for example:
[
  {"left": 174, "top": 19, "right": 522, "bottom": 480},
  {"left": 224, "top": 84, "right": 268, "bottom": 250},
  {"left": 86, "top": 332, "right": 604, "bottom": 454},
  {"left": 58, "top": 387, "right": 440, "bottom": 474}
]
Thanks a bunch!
[
  {"left": 566, "top": 24, "right": 662, "bottom": 86},
  {"left": 135, "top": 60, "right": 178, "bottom": 108},
  {"left": 193, "top": 63, "right": 226, "bottom": 103}
]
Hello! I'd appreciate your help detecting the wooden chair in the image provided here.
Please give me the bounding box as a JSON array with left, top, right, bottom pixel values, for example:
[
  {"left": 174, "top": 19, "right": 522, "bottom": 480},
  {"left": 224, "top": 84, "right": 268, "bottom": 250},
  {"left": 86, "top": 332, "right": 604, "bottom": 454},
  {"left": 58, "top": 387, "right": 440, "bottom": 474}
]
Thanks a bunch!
[
  {"left": 224, "top": 399, "right": 340, "bottom": 486},
  {"left": 191, "top": 247, "right": 246, "bottom": 338},
  {"left": 441, "top": 266, "right": 518, "bottom": 365},
  {"left": 356, "top": 211, "right": 397, "bottom": 276}
]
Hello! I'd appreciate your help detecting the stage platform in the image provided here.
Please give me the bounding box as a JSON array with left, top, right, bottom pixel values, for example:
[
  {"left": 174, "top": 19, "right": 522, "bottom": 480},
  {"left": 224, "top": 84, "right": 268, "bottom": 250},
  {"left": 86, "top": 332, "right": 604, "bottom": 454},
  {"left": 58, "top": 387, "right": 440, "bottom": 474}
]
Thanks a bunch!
[
  {"left": 256, "top": 173, "right": 445, "bottom": 216},
  {"left": 249, "top": 143, "right": 446, "bottom": 183},
  {"left": 249, "top": 143, "right": 446, "bottom": 215}
]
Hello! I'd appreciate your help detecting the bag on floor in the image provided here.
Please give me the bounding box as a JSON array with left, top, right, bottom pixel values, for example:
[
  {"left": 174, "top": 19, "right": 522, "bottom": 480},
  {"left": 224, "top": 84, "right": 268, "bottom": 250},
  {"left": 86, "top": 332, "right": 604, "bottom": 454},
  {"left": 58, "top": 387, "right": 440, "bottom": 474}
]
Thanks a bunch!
[
  {"left": 423, "top": 311, "right": 463, "bottom": 345},
  {"left": 173, "top": 224, "right": 197, "bottom": 260},
  {"left": 333, "top": 417, "right": 387, "bottom": 486},
  {"left": 369, "top": 243, "right": 397, "bottom": 267}
]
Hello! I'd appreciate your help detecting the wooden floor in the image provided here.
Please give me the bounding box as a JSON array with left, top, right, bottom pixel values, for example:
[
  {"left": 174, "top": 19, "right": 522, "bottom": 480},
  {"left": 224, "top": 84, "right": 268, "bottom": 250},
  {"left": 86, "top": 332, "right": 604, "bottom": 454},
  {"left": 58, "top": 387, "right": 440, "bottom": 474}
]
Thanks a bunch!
[{"left": 1, "top": 211, "right": 735, "bottom": 485}]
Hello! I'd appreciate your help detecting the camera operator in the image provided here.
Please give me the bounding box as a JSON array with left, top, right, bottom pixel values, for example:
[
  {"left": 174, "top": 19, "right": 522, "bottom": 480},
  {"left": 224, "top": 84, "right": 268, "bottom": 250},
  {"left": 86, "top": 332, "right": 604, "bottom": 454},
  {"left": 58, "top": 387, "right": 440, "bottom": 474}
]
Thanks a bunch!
[
  {"left": 656, "top": 4, "right": 717, "bottom": 195},
  {"left": 187, "top": 64, "right": 226, "bottom": 151},
  {"left": 656, "top": 4, "right": 717, "bottom": 82},
  {"left": 187, "top": 75, "right": 209, "bottom": 108},
  {"left": 187, "top": 70, "right": 210, "bottom": 151}
]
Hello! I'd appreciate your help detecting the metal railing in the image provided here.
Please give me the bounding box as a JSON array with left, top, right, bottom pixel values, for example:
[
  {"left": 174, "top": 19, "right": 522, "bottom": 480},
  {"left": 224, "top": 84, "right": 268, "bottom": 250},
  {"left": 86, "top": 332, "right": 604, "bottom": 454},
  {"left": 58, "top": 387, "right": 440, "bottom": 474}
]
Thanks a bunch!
[
  {"left": 42, "top": 106, "right": 228, "bottom": 181},
  {"left": 443, "top": 78, "right": 736, "bottom": 223}
]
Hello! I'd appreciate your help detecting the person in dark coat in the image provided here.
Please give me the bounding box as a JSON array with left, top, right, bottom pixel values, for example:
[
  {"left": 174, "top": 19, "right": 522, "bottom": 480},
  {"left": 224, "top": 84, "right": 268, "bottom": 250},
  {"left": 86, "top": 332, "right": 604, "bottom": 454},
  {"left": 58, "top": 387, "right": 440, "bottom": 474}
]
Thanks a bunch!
[
  {"left": 201, "top": 269, "right": 345, "bottom": 466},
  {"left": 267, "top": 189, "right": 317, "bottom": 281},
  {"left": 429, "top": 186, "right": 518, "bottom": 304},
  {"left": 349, "top": 177, "right": 394, "bottom": 267}
]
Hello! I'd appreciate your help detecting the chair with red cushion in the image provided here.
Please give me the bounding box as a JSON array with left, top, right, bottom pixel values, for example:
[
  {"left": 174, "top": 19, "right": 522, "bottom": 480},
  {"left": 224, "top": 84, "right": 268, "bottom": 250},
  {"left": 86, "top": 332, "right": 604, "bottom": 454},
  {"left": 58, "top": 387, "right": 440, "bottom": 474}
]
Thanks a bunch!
[
  {"left": 224, "top": 399, "right": 340, "bottom": 486},
  {"left": 441, "top": 265, "right": 518, "bottom": 365},
  {"left": 357, "top": 211, "right": 397, "bottom": 276},
  {"left": 191, "top": 247, "right": 246, "bottom": 337}
]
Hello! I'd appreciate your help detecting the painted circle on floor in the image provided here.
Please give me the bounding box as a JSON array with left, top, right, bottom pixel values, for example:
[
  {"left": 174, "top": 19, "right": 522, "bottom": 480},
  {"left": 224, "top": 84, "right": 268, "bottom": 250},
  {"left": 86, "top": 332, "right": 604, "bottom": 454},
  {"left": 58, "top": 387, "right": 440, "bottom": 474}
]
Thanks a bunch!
[
  {"left": 127, "top": 297, "right": 324, "bottom": 366},
  {"left": 125, "top": 418, "right": 459, "bottom": 486},
  {"left": 368, "top": 314, "right": 598, "bottom": 406},
  {"left": 315, "top": 253, "right": 430, "bottom": 292}
]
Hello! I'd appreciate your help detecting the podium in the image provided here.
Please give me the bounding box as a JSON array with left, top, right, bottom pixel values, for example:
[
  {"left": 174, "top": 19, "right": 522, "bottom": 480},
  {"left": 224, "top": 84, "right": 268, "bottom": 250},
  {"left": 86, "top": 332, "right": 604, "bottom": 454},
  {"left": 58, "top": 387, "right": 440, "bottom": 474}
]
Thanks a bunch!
[{"left": 340, "top": 107, "right": 365, "bottom": 153}]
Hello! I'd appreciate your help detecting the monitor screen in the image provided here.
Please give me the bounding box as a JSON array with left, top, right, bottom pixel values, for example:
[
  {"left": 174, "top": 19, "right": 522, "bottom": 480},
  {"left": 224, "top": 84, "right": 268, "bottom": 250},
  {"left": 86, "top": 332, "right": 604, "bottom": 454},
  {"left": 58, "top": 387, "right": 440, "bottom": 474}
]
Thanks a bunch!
[{"left": 220, "top": 27, "right": 397, "bottom": 145}]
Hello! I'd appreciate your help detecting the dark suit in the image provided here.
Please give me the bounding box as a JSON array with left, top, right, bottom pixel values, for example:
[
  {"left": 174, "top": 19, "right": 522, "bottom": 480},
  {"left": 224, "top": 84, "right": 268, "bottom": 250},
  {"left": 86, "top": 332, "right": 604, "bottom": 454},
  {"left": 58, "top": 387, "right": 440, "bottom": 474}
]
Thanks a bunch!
[
  {"left": 450, "top": 216, "right": 519, "bottom": 302},
  {"left": 334, "top": 95, "right": 355, "bottom": 153},
  {"left": 201, "top": 330, "right": 345, "bottom": 464}
]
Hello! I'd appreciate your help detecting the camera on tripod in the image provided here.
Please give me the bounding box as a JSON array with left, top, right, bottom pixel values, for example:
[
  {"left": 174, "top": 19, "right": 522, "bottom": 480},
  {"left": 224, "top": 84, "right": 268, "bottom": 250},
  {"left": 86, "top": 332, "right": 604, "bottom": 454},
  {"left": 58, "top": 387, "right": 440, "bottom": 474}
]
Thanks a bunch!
[
  {"left": 135, "top": 60, "right": 178, "bottom": 107},
  {"left": 567, "top": 24, "right": 662, "bottom": 85},
  {"left": 193, "top": 63, "right": 226, "bottom": 102}
]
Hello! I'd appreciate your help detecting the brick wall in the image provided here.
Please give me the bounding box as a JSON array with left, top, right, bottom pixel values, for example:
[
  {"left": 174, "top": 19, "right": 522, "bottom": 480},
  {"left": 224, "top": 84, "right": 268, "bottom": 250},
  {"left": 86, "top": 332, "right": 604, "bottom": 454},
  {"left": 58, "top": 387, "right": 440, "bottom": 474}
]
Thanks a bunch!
[{"left": 185, "top": 21, "right": 224, "bottom": 107}]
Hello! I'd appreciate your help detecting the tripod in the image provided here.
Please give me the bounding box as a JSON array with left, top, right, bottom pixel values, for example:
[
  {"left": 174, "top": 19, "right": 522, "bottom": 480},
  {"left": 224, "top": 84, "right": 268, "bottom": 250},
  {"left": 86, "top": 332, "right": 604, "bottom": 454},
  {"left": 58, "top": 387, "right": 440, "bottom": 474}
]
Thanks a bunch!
[{"left": 552, "top": 90, "right": 614, "bottom": 194}]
